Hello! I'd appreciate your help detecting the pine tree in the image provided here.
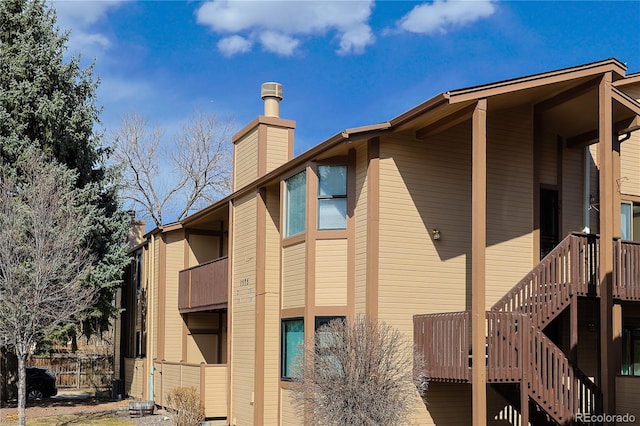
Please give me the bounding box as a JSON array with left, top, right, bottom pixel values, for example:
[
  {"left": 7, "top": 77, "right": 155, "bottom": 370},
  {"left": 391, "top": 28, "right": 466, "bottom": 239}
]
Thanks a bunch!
[{"left": 0, "top": 0, "right": 129, "bottom": 338}]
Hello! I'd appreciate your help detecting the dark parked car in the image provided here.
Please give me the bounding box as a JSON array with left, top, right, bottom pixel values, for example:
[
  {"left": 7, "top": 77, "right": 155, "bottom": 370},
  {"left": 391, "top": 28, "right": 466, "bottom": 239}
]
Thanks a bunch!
[{"left": 26, "top": 366, "right": 57, "bottom": 400}]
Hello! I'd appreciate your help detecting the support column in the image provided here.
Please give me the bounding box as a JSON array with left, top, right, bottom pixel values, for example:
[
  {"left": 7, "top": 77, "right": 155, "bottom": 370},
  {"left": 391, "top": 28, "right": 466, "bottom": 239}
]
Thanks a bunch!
[
  {"left": 598, "top": 71, "right": 615, "bottom": 413},
  {"left": 471, "top": 99, "right": 487, "bottom": 426}
]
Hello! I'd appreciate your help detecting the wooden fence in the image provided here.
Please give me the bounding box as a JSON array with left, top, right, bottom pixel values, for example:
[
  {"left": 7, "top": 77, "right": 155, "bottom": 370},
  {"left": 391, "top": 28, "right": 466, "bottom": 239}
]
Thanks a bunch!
[{"left": 29, "top": 355, "right": 113, "bottom": 389}]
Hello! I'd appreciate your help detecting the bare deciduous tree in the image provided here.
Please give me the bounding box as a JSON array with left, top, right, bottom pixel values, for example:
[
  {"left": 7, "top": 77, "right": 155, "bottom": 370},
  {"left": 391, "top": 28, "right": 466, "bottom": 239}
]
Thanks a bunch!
[
  {"left": 111, "top": 110, "right": 235, "bottom": 227},
  {"left": 290, "top": 315, "right": 428, "bottom": 426},
  {"left": 0, "top": 149, "right": 96, "bottom": 426}
]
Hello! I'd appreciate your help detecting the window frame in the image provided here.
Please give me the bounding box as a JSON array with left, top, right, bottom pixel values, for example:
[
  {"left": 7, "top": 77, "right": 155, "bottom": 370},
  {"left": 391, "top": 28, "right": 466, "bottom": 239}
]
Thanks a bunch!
[
  {"left": 281, "top": 317, "right": 304, "bottom": 380},
  {"left": 317, "top": 164, "right": 348, "bottom": 231},
  {"left": 284, "top": 170, "right": 307, "bottom": 238}
]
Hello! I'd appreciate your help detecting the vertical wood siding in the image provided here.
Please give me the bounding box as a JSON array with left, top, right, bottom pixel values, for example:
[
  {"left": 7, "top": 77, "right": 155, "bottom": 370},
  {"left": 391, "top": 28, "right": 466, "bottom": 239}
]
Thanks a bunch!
[
  {"left": 315, "top": 239, "right": 348, "bottom": 306},
  {"left": 234, "top": 128, "right": 258, "bottom": 190},
  {"left": 282, "top": 242, "right": 306, "bottom": 309},
  {"left": 231, "top": 193, "right": 257, "bottom": 425}
]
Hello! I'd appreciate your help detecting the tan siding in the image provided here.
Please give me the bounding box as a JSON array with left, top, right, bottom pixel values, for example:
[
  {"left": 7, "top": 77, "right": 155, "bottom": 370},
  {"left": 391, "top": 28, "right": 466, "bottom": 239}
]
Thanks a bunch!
[
  {"left": 562, "top": 145, "right": 585, "bottom": 235},
  {"left": 419, "top": 383, "right": 472, "bottom": 425},
  {"left": 354, "top": 143, "right": 368, "bottom": 313},
  {"left": 264, "top": 187, "right": 281, "bottom": 424},
  {"left": 152, "top": 237, "right": 159, "bottom": 359},
  {"left": 378, "top": 124, "right": 471, "bottom": 339},
  {"left": 234, "top": 128, "right": 258, "bottom": 190},
  {"left": 124, "top": 358, "right": 144, "bottom": 399},
  {"left": 205, "top": 365, "right": 228, "bottom": 418},
  {"left": 280, "top": 389, "right": 302, "bottom": 426},
  {"left": 589, "top": 145, "right": 600, "bottom": 234},
  {"left": 616, "top": 376, "right": 640, "bottom": 421},
  {"left": 266, "top": 127, "right": 289, "bottom": 174},
  {"left": 189, "top": 234, "right": 219, "bottom": 266},
  {"left": 315, "top": 239, "right": 348, "bottom": 306},
  {"left": 282, "top": 242, "right": 306, "bottom": 309},
  {"left": 620, "top": 132, "right": 640, "bottom": 197},
  {"left": 231, "top": 193, "right": 257, "bottom": 426},
  {"left": 486, "top": 107, "right": 534, "bottom": 307},
  {"left": 540, "top": 130, "right": 558, "bottom": 186},
  {"left": 188, "top": 312, "right": 220, "bottom": 329},
  {"left": 164, "top": 231, "right": 185, "bottom": 361}
]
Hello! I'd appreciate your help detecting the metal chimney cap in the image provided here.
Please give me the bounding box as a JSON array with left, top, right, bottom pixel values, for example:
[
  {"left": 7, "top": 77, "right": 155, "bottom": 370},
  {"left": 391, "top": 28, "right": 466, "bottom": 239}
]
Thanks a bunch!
[{"left": 261, "top": 82, "right": 283, "bottom": 100}]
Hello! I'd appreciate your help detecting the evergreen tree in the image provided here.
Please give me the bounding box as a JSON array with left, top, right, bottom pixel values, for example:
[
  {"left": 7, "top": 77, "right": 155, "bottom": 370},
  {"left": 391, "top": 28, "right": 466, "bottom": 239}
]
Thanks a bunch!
[{"left": 0, "top": 0, "right": 129, "bottom": 338}]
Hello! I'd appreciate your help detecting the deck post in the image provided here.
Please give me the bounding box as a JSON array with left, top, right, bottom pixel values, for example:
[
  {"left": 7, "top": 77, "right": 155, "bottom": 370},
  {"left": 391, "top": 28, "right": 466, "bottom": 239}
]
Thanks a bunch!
[
  {"left": 598, "top": 71, "right": 616, "bottom": 414},
  {"left": 471, "top": 98, "right": 487, "bottom": 426}
]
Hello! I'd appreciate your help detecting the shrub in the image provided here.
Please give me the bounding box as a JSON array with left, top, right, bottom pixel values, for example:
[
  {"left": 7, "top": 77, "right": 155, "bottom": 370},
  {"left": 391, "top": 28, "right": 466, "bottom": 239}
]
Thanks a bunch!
[
  {"left": 290, "top": 315, "right": 428, "bottom": 426},
  {"left": 166, "top": 386, "right": 205, "bottom": 426}
]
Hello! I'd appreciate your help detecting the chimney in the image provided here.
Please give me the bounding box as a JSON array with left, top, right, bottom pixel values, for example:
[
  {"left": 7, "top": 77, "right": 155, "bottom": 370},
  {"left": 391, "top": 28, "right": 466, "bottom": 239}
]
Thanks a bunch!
[{"left": 261, "top": 82, "right": 283, "bottom": 118}]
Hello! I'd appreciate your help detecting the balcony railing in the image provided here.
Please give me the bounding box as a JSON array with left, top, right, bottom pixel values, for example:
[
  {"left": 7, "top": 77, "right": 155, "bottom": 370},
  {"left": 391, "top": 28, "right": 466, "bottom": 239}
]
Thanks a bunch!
[{"left": 178, "top": 257, "right": 228, "bottom": 313}]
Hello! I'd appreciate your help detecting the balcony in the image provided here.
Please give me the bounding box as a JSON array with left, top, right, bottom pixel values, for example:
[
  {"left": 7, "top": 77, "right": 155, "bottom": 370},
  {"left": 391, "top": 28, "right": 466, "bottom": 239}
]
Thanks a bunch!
[{"left": 178, "top": 257, "right": 228, "bottom": 313}]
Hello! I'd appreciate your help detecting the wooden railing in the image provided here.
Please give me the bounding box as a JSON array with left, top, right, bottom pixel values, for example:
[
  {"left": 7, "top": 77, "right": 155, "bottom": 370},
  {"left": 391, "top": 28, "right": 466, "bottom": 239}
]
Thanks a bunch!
[
  {"left": 486, "top": 312, "right": 525, "bottom": 383},
  {"left": 491, "top": 233, "right": 600, "bottom": 328},
  {"left": 178, "top": 257, "right": 228, "bottom": 313},
  {"left": 614, "top": 240, "right": 640, "bottom": 300},
  {"left": 414, "top": 312, "right": 470, "bottom": 382},
  {"left": 486, "top": 312, "right": 601, "bottom": 424}
]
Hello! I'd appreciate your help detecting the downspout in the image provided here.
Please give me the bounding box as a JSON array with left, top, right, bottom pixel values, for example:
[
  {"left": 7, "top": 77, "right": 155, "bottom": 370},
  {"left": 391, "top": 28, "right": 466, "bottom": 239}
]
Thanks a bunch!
[{"left": 583, "top": 147, "right": 591, "bottom": 233}]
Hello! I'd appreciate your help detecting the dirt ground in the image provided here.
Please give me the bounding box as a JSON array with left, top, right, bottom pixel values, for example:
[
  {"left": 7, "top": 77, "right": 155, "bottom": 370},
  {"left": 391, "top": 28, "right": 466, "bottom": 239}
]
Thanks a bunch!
[{"left": 0, "top": 389, "right": 172, "bottom": 425}]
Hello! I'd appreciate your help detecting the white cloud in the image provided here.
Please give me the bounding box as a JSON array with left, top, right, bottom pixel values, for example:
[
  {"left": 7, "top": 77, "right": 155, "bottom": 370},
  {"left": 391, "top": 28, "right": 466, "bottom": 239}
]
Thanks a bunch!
[
  {"left": 52, "top": 0, "right": 123, "bottom": 26},
  {"left": 259, "top": 31, "right": 299, "bottom": 56},
  {"left": 196, "top": 0, "right": 375, "bottom": 56},
  {"left": 49, "top": 0, "right": 125, "bottom": 54},
  {"left": 396, "top": 0, "right": 495, "bottom": 35},
  {"left": 218, "top": 35, "right": 253, "bottom": 57}
]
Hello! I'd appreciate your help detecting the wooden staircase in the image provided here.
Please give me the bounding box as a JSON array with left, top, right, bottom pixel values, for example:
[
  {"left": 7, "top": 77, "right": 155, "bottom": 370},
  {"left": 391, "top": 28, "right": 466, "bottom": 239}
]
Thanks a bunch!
[
  {"left": 489, "top": 233, "right": 602, "bottom": 424},
  {"left": 414, "top": 233, "right": 640, "bottom": 424}
]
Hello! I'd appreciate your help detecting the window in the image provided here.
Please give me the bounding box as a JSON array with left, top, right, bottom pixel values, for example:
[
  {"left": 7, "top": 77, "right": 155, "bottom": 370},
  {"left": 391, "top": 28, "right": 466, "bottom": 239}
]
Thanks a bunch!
[
  {"left": 285, "top": 171, "right": 306, "bottom": 237},
  {"left": 315, "top": 316, "right": 345, "bottom": 377},
  {"left": 315, "top": 316, "right": 345, "bottom": 331},
  {"left": 621, "top": 201, "right": 640, "bottom": 242},
  {"left": 281, "top": 318, "right": 304, "bottom": 379},
  {"left": 622, "top": 327, "right": 640, "bottom": 375},
  {"left": 317, "top": 165, "right": 347, "bottom": 230}
]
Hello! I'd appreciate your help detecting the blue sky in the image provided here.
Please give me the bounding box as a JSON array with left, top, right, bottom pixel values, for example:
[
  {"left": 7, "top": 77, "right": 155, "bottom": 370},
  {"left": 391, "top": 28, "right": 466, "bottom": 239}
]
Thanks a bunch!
[{"left": 53, "top": 0, "right": 640, "bottom": 156}]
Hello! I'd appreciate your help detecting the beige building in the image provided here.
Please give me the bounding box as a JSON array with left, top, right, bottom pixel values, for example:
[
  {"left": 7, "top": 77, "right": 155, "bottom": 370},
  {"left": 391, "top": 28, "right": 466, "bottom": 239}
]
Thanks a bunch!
[{"left": 119, "top": 59, "right": 640, "bottom": 425}]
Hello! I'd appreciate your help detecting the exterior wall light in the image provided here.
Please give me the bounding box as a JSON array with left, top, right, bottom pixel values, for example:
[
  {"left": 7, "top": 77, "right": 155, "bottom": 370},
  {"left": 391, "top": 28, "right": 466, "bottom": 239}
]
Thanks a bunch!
[{"left": 432, "top": 229, "right": 441, "bottom": 241}]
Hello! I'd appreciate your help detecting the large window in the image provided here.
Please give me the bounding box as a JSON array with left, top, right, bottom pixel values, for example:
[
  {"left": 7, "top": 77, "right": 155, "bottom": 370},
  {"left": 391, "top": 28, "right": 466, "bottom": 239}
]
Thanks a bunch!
[
  {"left": 285, "top": 171, "right": 306, "bottom": 237},
  {"left": 317, "top": 165, "right": 347, "bottom": 230},
  {"left": 281, "top": 318, "right": 304, "bottom": 380},
  {"left": 622, "top": 327, "right": 640, "bottom": 376},
  {"left": 621, "top": 201, "right": 640, "bottom": 242}
]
